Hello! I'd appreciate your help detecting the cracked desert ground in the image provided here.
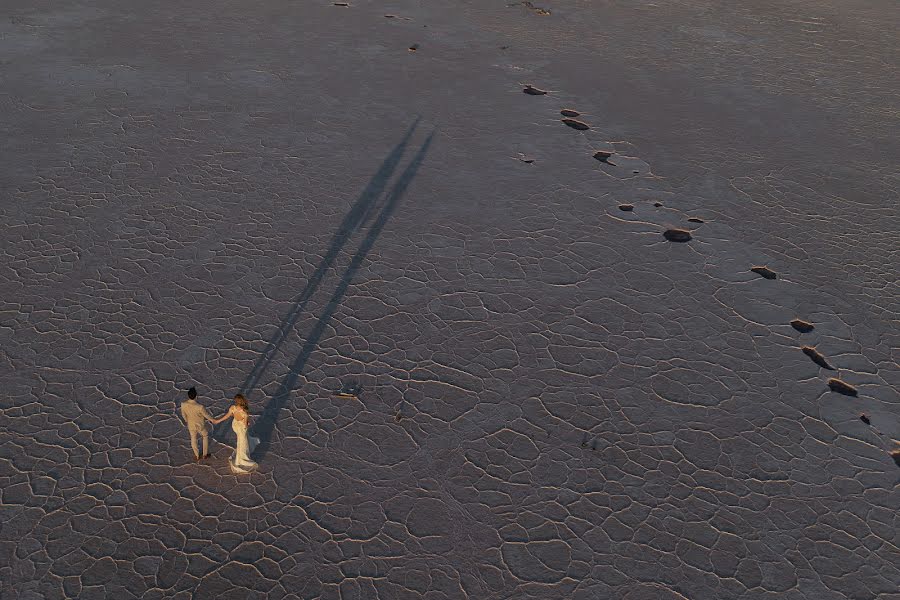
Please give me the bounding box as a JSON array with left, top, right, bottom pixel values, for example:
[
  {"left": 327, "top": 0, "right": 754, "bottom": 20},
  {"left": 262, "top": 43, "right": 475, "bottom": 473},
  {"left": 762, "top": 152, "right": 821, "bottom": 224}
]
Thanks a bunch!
[{"left": 2, "top": 1, "right": 899, "bottom": 599}]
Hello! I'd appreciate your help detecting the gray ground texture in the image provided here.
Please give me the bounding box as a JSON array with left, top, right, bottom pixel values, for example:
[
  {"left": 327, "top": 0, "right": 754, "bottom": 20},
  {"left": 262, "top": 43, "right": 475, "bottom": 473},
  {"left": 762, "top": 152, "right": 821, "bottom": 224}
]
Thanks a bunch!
[{"left": 2, "top": 0, "right": 899, "bottom": 598}]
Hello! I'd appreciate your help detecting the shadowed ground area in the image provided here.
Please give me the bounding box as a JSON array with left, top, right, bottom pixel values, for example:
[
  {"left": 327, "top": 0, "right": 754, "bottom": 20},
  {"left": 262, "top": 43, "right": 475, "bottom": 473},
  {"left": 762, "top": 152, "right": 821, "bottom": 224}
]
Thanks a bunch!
[{"left": 1, "top": 1, "right": 898, "bottom": 599}]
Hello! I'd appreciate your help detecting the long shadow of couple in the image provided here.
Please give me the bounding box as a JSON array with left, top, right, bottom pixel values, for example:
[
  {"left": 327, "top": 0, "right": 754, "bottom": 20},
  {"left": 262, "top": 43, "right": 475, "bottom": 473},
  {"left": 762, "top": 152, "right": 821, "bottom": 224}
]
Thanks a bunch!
[{"left": 213, "top": 119, "right": 433, "bottom": 461}]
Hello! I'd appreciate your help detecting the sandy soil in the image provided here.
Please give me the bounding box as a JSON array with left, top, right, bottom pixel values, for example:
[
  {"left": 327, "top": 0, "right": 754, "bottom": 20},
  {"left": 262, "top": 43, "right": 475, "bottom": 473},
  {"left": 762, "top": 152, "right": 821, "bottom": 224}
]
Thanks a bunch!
[{"left": 1, "top": 0, "right": 898, "bottom": 598}]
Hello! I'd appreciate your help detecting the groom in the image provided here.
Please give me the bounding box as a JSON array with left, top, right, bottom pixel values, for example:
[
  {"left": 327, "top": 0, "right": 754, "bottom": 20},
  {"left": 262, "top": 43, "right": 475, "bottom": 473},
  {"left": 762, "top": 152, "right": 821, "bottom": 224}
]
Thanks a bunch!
[{"left": 180, "top": 386, "right": 214, "bottom": 462}]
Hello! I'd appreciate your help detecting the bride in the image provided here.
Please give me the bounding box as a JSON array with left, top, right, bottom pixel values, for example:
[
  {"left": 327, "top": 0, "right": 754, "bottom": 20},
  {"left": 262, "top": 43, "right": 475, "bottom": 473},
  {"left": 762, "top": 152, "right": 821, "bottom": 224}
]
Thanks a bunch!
[{"left": 211, "top": 393, "right": 259, "bottom": 473}]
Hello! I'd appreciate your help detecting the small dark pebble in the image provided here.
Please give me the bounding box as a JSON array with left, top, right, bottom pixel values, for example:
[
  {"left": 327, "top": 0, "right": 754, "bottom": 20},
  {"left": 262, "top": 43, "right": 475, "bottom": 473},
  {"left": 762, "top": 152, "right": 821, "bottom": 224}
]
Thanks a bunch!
[
  {"left": 523, "top": 84, "right": 548, "bottom": 95},
  {"left": 791, "top": 319, "right": 814, "bottom": 333},
  {"left": 593, "top": 150, "right": 615, "bottom": 162},
  {"left": 619, "top": 204, "right": 634, "bottom": 212},
  {"left": 561, "top": 118, "right": 590, "bottom": 130},
  {"left": 860, "top": 414, "right": 870, "bottom": 425},
  {"left": 408, "top": 44, "right": 419, "bottom": 51},
  {"left": 663, "top": 229, "right": 692, "bottom": 243},
  {"left": 802, "top": 346, "right": 835, "bottom": 370},
  {"left": 560, "top": 109, "right": 580, "bottom": 117},
  {"left": 687, "top": 217, "right": 705, "bottom": 223},
  {"left": 654, "top": 202, "right": 663, "bottom": 207},
  {"left": 827, "top": 378, "right": 858, "bottom": 397},
  {"left": 751, "top": 266, "right": 777, "bottom": 280}
]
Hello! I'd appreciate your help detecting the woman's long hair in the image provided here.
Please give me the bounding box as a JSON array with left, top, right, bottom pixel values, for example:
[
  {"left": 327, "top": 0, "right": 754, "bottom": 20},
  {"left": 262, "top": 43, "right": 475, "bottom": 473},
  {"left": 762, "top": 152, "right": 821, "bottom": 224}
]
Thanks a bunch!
[{"left": 234, "top": 394, "right": 249, "bottom": 410}]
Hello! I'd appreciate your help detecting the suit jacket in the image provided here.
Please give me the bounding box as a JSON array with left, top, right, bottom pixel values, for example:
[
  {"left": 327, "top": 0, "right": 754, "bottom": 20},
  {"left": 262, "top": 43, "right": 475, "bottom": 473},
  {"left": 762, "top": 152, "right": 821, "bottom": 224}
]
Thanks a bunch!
[{"left": 181, "top": 399, "right": 213, "bottom": 432}]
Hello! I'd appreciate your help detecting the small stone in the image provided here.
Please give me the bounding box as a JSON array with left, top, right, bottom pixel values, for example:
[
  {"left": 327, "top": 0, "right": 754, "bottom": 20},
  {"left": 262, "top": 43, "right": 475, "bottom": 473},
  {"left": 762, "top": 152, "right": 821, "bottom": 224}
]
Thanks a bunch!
[
  {"left": 801, "top": 346, "right": 834, "bottom": 370},
  {"left": 827, "top": 378, "right": 857, "bottom": 397},
  {"left": 860, "top": 414, "right": 870, "bottom": 425},
  {"left": 663, "top": 229, "right": 692, "bottom": 243},
  {"left": 408, "top": 44, "right": 419, "bottom": 51},
  {"left": 560, "top": 109, "right": 580, "bottom": 117},
  {"left": 593, "top": 150, "right": 615, "bottom": 162},
  {"left": 561, "top": 118, "right": 590, "bottom": 130},
  {"left": 618, "top": 204, "right": 634, "bottom": 212},
  {"left": 523, "top": 84, "right": 548, "bottom": 95},
  {"left": 687, "top": 217, "right": 705, "bottom": 223},
  {"left": 751, "top": 266, "right": 777, "bottom": 280},
  {"left": 791, "top": 319, "right": 814, "bottom": 333}
]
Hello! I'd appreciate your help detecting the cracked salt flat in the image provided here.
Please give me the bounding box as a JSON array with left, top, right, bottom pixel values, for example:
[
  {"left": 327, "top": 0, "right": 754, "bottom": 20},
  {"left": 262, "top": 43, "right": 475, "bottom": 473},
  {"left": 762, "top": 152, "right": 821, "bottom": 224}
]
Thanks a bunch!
[{"left": 2, "top": 0, "right": 899, "bottom": 599}]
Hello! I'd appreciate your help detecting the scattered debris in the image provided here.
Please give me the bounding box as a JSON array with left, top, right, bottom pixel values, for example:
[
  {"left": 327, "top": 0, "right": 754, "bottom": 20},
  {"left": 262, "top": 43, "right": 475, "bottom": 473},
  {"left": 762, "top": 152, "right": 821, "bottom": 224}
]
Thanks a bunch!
[
  {"left": 663, "top": 229, "right": 692, "bottom": 243},
  {"left": 827, "top": 378, "right": 857, "bottom": 397},
  {"left": 751, "top": 266, "right": 777, "bottom": 280},
  {"left": 802, "top": 346, "right": 835, "bottom": 370},
  {"left": 335, "top": 381, "right": 362, "bottom": 398}
]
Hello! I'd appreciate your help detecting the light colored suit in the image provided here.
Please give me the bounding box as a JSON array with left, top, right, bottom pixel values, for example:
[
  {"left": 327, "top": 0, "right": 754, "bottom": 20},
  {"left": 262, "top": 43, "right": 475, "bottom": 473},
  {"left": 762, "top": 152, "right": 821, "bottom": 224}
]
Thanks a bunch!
[{"left": 181, "top": 398, "right": 213, "bottom": 458}]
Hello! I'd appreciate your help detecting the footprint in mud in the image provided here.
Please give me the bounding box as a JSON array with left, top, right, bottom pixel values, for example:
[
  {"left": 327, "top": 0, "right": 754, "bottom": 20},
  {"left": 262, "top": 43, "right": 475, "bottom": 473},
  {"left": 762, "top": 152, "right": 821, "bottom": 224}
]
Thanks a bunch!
[
  {"left": 827, "top": 378, "right": 858, "bottom": 397},
  {"left": 791, "top": 319, "right": 815, "bottom": 333},
  {"left": 663, "top": 229, "right": 692, "bottom": 243},
  {"left": 751, "top": 266, "right": 777, "bottom": 280},
  {"left": 523, "top": 84, "right": 548, "bottom": 95},
  {"left": 802, "top": 346, "right": 835, "bottom": 370},
  {"left": 562, "top": 118, "right": 590, "bottom": 131},
  {"left": 561, "top": 109, "right": 580, "bottom": 117}
]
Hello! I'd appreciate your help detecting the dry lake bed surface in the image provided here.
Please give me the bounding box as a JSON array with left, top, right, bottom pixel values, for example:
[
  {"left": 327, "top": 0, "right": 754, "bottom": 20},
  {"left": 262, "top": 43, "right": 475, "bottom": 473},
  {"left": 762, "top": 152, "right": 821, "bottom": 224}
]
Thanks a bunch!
[{"left": 1, "top": 0, "right": 899, "bottom": 598}]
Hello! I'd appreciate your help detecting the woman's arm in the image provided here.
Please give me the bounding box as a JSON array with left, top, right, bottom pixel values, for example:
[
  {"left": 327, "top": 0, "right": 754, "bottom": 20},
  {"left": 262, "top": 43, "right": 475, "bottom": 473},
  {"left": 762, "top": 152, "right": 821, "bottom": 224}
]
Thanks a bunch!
[{"left": 209, "top": 406, "right": 233, "bottom": 425}]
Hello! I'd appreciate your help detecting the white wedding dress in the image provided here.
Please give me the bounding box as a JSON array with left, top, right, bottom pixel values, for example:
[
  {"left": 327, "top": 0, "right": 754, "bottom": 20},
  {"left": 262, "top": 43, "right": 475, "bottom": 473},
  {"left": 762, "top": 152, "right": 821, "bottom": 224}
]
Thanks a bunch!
[{"left": 229, "top": 407, "right": 259, "bottom": 473}]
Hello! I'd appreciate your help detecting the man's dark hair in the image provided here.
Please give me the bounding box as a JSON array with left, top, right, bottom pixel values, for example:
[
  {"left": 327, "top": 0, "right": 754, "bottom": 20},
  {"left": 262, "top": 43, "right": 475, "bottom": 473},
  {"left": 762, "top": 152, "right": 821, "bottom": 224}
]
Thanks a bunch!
[{"left": 188, "top": 387, "right": 197, "bottom": 399}]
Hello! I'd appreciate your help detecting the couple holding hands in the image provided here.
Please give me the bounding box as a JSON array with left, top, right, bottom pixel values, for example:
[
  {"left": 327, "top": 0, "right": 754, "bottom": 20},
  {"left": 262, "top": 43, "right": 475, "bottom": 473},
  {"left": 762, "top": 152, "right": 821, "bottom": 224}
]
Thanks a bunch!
[{"left": 180, "top": 387, "right": 259, "bottom": 473}]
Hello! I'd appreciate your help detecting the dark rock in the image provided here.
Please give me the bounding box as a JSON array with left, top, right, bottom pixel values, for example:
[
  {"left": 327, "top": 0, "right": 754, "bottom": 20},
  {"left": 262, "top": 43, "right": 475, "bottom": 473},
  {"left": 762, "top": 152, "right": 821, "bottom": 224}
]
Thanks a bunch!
[
  {"left": 561, "top": 118, "right": 590, "bottom": 131},
  {"left": 859, "top": 414, "right": 870, "bottom": 425},
  {"left": 560, "top": 109, "right": 580, "bottom": 117},
  {"left": 751, "top": 266, "right": 777, "bottom": 280},
  {"left": 827, "top": 378, "right": 857, "bottom": 397},
  {"left": 618, "top": 204, "right": 634, "bottom": 212},
  {"left": 663, "top": 229, "right": 692, "bottom": 243},
  {"left": 791, "top": 319, "right": 814, "bottom": 333},
  {"left": 802, "top": 346, "right": 835, "bottom": 370},
  {"left": 687, "top": 217, "right": 705, "bottom": 223},
  {"left": 593, "top": 150, "right": 615, "bottom": 162},
  {"left": 523, "top": 84, "right": 548, "bottom": 95}
]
